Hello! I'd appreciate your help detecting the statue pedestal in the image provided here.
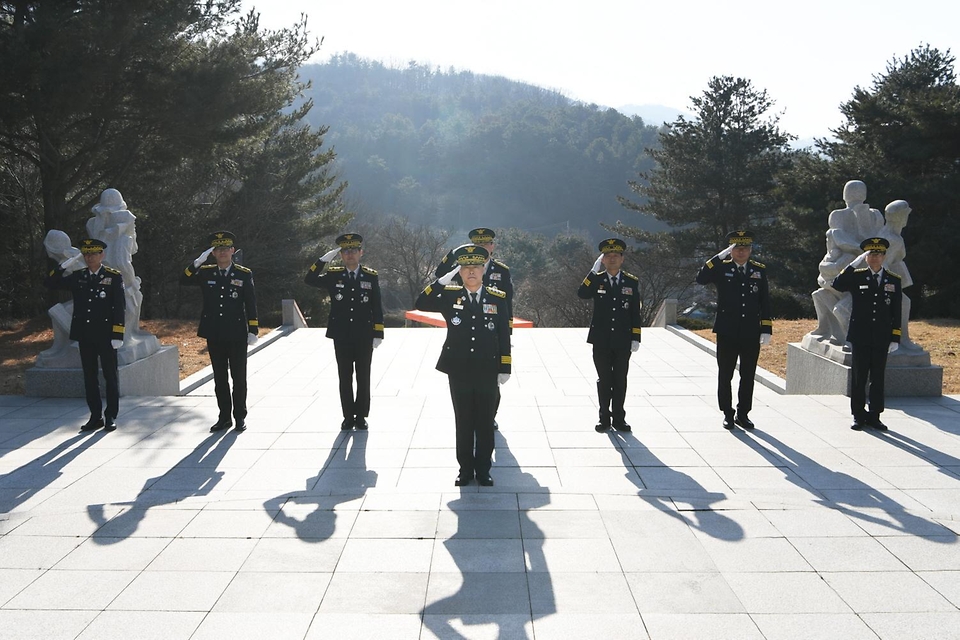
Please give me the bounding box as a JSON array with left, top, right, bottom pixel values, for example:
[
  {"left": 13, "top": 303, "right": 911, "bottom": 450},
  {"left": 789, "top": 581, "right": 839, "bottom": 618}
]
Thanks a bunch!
[
  {"left": 25, "top": 345, "right": 180, "bottom": 398},
  {"left": 786, "top": 339, "right": 942, "bottom": 397}
]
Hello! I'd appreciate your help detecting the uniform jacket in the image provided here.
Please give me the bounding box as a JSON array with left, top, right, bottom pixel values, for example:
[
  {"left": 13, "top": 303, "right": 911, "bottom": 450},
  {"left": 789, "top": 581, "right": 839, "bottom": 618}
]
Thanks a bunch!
[
  {"left": 832, "top": 265, "right": 902, "bottom": 346},
  {"left": 577, "top": 270, "right": 642, "bottom": 350},
  {"left": 304, "top": 262, "right": 385, "bottom": 342},
  {"left": 45, "top": 265, "right": 125, "bottom": 343},
  {"left": 180, "top": 262, "right": 258, "bottom": 341},
  {"left": 695, "top": 257, "right": 773, "bottom": 338},
  {"left": 415, "top": 281, "right": 511, "bottom": 376},
  {"left": 437, "top": 254, "right": 514, "bottom": 330}
]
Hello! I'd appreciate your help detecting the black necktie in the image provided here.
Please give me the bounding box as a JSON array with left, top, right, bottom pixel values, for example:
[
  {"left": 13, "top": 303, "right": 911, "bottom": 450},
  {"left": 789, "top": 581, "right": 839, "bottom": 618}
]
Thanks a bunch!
[
  {"left": 738, "top": 265, "right": 745, "bottom": 277},
  {"left": 221, "top": 269, "right": 227, "bottom": 278},
  {"left": 471, "top": 292, "right": 478, "bottom": 306},
  {"left": 349, "top": 271, "right": 356, "bottom": 281}
]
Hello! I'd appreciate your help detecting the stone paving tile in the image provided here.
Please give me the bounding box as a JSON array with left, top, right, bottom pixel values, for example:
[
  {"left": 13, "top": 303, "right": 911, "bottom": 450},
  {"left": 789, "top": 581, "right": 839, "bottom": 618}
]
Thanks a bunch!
[
  {"left": 822, "top": 571, "right": 956, "bottom": 613},
  {"left": 305, "top": 613, "right": 424, "bottom": 640},
  {"left": 750, "top": 613, "right": 881, "bottom": 640},
  {"left": 0, "top": 610, "right": 99, "bottom": 640},
  {"left": 190, "top": 612, "right": 314, "bottom": 640},
  {"left": 76, "top": 611, "right": 205, "bottom": 640},
  {"left": 531, "top": 613, "right": 648, "bottom": 640},
  {"left": 860, "top": 612, "right": 960, "bottom": 640},
  {"left": 626, "top": 572, "right": 744, "bottom": 614},
  {"left": 641, "top": 612, "right": 764, "bottom": 639}
]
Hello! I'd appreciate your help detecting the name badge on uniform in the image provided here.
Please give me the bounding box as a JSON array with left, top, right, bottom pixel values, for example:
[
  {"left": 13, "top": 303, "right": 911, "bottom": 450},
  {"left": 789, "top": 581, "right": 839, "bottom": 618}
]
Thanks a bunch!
[
  {"left": 360, "top": 281, "right": 372, "bottom": 290},
  {"left": 859, "top": 285, "right": 869, "bottom": 289},
  {"left": 598, "top": 288, "right": 606, "bottom": 294},
  {"left": 101, "top": 277, "right": 112, "bottom": 285},
  {"left": 621, "top": 286, "right": 632, "bottom": 295},
  {"left": 725, "top": 272, "right": 734, "bottom": 277},
  {"left": 885, "top": 284, "right": 896, "bottom": 292},
  {"left": 231, "top": 279, "right": 243, "bottom": 287},
  {"left": 489, "top": 272, "right": 502, "bottom": 281},
  {"left": 483, "top": 304, "right": 498, "bottom": 314},
  {"left": 335, "top": 282, "right": 344, "bottom": 288},
  {"left": 207, "top": 280, "right": 216, "bottom": 285},
  {"left": 452, "top": 304, "right": 463, "bottom": 310},
  {"left": 750, "top": 271, "right": 761, "bottom": 279}
]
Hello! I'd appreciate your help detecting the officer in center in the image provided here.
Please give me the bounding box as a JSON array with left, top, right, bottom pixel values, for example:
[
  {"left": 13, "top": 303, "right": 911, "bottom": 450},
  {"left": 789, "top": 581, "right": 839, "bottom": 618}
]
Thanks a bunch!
[
  {"left": 304, "top": 233, "right": 384, "bottom": 430},
  {"left": 695, "top": 230, "right": 772, "bottom": 430},
  {"left": 417, "top": 244, "right": 511, "bottom": 487}
]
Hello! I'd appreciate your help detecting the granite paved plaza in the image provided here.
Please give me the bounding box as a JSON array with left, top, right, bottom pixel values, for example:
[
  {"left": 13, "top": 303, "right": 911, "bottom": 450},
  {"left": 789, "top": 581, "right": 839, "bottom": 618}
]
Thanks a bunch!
[{"left": 2, "top": 327, "right": 960, "bottom": 639}]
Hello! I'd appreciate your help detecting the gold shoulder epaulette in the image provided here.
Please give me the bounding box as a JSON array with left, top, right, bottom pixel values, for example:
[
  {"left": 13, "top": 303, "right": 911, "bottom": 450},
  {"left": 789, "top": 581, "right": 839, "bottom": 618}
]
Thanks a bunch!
[
  {"left": 234, "top": 264, "right": 252, "bottom": 273},
  {"left": 854, "top": 267, "right": 869, "bottom": 272},
  {"left": 361, "top": 265, "right": 378, "bottom": 276},
  {"left": 444, "top": 284, "right": 463, "bottom": 291},
  {"left": 199, "top": 264, "right": 217, "bottom": 270},
  {"left": 621, "top": 271, "right": 639, "bottom": 282},
  {"left": 103, "top": 266, "right": 121, "bottom": 275},
  {"left": 886, "top": 271, "right": 902, "bottom": 279},
  {"left": 493, "top": 259, "right": 510, "bottom": 270},
  {"left": 749, "top": 259, "right": 766, "bottom": 268},
  {"left": 328, "top": 266, "right": 346, "bottom": 272},
  {"left": 485, "top": 286, "right": 507, "bottom": 298}
]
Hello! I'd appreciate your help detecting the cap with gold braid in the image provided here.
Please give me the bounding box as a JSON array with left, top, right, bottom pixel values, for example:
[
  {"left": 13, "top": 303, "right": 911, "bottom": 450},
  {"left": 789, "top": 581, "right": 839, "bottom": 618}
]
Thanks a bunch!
[
  {"left": 336, "top": 233, "right": 363, "bottom": 249},
  {"left": 860, "top": 237, "right": 889, "bottom": 253},
  {"left": 598, "top": 238, "right": 627, "bottom": 254},
  {"left": 452, "top": 243, "right": 489, "bottom": 266},
  {"left": 207, "top": 231, "right": 236, "bottom": 248},
  {"left": 725, "top": 230, "right": 754, "bottom": 246},
  {"left": 468, "top": 228, "right": 496, "bottom": 244},
  {"left": 79, "top": 239, "right": 107, "bottom": 254}
]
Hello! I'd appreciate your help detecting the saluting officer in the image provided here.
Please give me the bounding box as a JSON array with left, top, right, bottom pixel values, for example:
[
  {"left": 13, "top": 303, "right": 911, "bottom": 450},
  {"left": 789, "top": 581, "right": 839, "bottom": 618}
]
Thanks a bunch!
[
  {"left": 577, "top": 238, "right": 642, "bottom": 433},
  {"left": 181, "top": 231, "right": 259, "bottom": 432},
  {"left": 437, "top": 227, "right": 513, "bottom": 429},
  {"left": 44, "top": 239, "right": 125, "bottom": 432},
  {"left": 831, "top": 237, "right": 902, "bottom": 431},
  {"left": 695, "top": 230, "right": 772, "bottom": 430},
  {"left": 304, "top": 233, "right": 384, "bottom": 430},
  {"left": 417, "top": 244, "right": 511, "bottom": 487}
]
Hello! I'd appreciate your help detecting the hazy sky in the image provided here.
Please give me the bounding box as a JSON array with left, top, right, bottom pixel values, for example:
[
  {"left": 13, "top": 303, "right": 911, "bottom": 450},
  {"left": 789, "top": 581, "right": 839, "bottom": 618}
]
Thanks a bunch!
[{"left": 241, "top": 0, "right": 959, "bottom": 139}]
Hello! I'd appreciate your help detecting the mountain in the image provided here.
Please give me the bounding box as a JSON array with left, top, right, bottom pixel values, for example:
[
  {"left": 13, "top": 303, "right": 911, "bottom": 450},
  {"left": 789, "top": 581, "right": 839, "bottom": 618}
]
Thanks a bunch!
[
  {"left": 616, "top": 103, "right": 692, "bottom": 126},
  {"left": 298, "top": 54, "right": 669, "bottom": 240}
]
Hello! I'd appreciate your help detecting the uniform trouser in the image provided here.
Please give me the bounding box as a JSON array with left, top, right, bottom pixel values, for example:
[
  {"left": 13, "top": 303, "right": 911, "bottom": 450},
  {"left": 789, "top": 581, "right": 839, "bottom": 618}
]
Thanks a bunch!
[
  {"left": 716, "top": 333, "right": 760, "bottom": 416},
  {"left": 850, "top": 342, "right": 888, "bottom": 420},
  {"left": 448, "top": 372, "right": 497, "bottom": 478},
  {"left": 334, "top": 340, "right": 373, "bottom": 419},
  {"left": 207, "top": 339, "right": 248, "bottom": 424},
  {"left": 592, "top": 346, "right": 631, "bottom": 426},
  {"left": 78, "top": 340, "right": 119, "bottom": 420}
]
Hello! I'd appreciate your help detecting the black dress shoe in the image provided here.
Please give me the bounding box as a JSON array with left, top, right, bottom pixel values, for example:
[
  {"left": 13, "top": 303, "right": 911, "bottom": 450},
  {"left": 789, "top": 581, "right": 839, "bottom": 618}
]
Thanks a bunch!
[
  {"left": 340, "top": 418, "right": 354, "bottom": 431},
  {"left": 234, "top": 422, "right": 247, "bottom": 432},
  {"left": 81, "top": 417, "right": 104, "bottom": 432},
  {"left": 595, "top": 423, "right": 610, "bottom": 433},
  {"left": 614, "top": 422, "right": 632, "bottom": 432},
  {"left": 455, "top": 474, "right": 473, "bottom": 487},
  {"left": 103, "top": 417, "right": 117, "bottom": 432},
  {"left": 867, "top": 416, "right": 888, "bottom": 431},
  {"left": 722, "top": 414, "right": 735, "bottom": 430},
  {"left": 355, "top": 417, "right": 368, "bottom": 430},
  {"left": 734, "top": 414, "right": 755, "bottom": 430},
  {"left": 850, "top": 420, "right": 865, "bottom": 431},
  {"left": 210, "top": 421, "right": 232, "bottom": 432},
  {"left": 493, "top": 419, "right": 499, "bottom": 431},
  {"left": 477, "top": 475, "right": 494, "bottom": 487}
]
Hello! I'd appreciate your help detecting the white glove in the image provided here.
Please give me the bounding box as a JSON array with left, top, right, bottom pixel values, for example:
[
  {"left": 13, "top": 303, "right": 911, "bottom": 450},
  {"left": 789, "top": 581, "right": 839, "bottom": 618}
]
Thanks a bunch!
[
  {"left": 591, "top": 253, "right": 604, "bottom": 273},
  {"left": 247, "top": 333, "right": 258, "bottom": 346},
  {"left": 851, "top": 251, "right": 870, "bottom": 268},
  {"left": 888, "top": 342, "right": 899, "bottom": 353},
  {"left": 497, "top": 373, "right": 510, "bottom": 385},
  {"left": 437, "top": 264, "right": 461, "bottom": 286},
  {"left": 372, "top": 338, "right": 382, "bottom": 349},
  {"left": 717, "top": 244, "right": 734, "bottom": 260},
  {"left": 320, "top": 247, "right": 340, "bottom": 262},
  {"left": 193, "top": 247, "right": 214, "bottom": 267},
  {"left": 60, "top": 253, "right": 85, "bottom": 273},
  {"left": 760, "top": 333, "right": 772, "bottom": 346},
  {"left": 110, "top": 340, "right": 123, "bottom": 350},
  {"left": 631, "top": 342, "right": 640, "bottom": 353}
]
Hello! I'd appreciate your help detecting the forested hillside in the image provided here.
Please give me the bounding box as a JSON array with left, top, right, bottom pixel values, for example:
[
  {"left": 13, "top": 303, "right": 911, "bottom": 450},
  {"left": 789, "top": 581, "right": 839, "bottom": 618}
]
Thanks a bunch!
[{"left": 299, "top": 54, "right": 666, "bottom": 240}]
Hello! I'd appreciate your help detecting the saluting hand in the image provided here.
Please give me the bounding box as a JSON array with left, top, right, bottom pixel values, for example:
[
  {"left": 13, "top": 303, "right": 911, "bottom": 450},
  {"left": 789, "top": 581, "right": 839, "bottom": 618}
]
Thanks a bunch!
[
  {"left": 320, "top": 247, "right": 340, "bottom": 263},
  {"left": 437, "top": 264, "right": 461, "bottom": 286},
  {"left": 60, "top": 253, "right": 85, "bottom": 273},
  {"left": 591, "top": 253, "right": 603, "bottom": 274},
  {"left": 193, "top": 247, "right": 214, "bottom": 267},
  {"left": 717, "top": 244, "right": 735, "bottom": 260}
]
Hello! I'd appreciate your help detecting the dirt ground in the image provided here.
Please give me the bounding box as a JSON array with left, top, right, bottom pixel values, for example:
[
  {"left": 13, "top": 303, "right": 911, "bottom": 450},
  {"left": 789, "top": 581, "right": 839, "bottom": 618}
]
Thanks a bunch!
[
  {"left": 2, "top": 316, "right": 957, "bottom": 396},
  {"left": 0, "top": 317, "right": 209, "bottom": 396},
  {"left": 692, "top": 318, "right": 960, "bottom": 394}
]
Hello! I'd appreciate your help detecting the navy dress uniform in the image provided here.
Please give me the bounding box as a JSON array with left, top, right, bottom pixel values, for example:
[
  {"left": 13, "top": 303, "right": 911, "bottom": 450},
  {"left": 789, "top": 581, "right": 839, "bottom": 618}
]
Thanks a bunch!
[
  {"left": 832, "top": 237, "right": 902, "bottom": 430},
  {"left": 44, "top": 239, "right": 125, "bottom": 431},
  {"left": 577, "top": 238, "right": 642, "bottom": 432},
  {"left": 304, "top": 233, "right": 385, "bottom": 430},
  {"left": 417, "top": 244, "right": 511, "bottom": 486},
  {"left": 437, "top": 227, "right": 514, "bottom": 429},
  {"left": 181, "top": 231, "right": 259, "bottom": 431},
  {"left": 695, "top": 230, "right": 772, "bottom": 430}
]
